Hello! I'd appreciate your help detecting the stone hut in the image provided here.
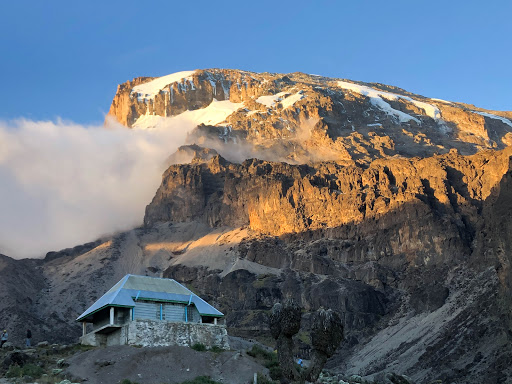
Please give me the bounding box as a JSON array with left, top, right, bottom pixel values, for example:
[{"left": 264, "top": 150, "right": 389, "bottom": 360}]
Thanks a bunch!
[{"left": 76, "top": 274, "right": 228, "bottom": 348}]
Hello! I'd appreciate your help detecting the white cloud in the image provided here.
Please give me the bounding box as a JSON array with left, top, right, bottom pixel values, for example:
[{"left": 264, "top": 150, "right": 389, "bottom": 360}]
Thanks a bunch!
[
  {"left": 0, "top": 112, "right": 326, "bottom": 259},
  {"left": 0, "top": 117, "right": 194, "bottom": 259}
]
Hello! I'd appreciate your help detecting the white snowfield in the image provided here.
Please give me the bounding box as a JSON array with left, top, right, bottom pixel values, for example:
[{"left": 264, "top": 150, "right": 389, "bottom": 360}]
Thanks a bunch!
[
  {"left": 256, "top": 92, "right": 286, "bottom": 108},
  {"left": 281, "top": 91, "right": 304, "bottom": 109},
  {"left": 132, "top": 70, "right": 197, "bottom": 101},
  {"left": 337, "top": 81, "right": 443, "bottom": 124},
  {"left": 256, "top": 91, "right": 304, "bottom": 109},
  {"left": 130, "top": 71, "right": 307, "bottom": 130},
  {"left": 133, "top": 99, "right": 243, "bottom": 130},
  {"left": 474, "top": 111, "right": 512, "bottom": 128}
]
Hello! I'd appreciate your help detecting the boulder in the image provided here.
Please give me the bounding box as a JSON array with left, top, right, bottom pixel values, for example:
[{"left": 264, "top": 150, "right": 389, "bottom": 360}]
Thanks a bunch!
[{"left": 2, "top": 351, "right": 30, "bottom": 369}]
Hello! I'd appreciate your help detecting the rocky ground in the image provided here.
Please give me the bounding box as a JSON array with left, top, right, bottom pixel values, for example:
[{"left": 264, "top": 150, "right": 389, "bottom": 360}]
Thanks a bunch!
[
  {"left": 0, "top": 337, "right": 418, "bottom": 384},
  {"left": 0, "top": 337, "right": 267, "bottom": 384}
]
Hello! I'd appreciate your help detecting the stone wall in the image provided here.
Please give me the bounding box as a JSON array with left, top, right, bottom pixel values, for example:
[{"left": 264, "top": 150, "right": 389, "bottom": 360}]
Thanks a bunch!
[
  {"left": 80, "top": 319, "right": 229, "bottom": 349},
  {"left": 80, "top": 331, "right": 100, "bottom": 346},
  {"left": 127, "top": 319, "right": 229, "bottom": 349}
]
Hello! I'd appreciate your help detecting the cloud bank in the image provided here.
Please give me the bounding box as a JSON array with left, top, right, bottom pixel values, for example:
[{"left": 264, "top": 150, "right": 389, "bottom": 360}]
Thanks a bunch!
[
  {"left": 0, "top": 118, "right": 195, "bottom": 259},
  {"left": 0, "top": 111, "right": 322, "bottom": 259}
]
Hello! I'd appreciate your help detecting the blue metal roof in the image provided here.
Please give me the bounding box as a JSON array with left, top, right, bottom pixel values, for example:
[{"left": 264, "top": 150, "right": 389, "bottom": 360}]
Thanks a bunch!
[{"left": 76, "top": 274, "right": 224, "bottom": 321}]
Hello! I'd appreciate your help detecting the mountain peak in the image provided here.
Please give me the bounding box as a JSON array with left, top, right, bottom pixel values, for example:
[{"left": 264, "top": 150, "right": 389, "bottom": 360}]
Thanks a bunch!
[{"left": 107, "top": 69, "right": 512, "bottom": 165}]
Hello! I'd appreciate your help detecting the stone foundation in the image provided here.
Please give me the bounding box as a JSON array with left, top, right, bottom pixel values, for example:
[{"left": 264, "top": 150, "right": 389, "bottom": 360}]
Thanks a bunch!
[{"left": 80, "top": 319, "right": 229, "bottom": 349}]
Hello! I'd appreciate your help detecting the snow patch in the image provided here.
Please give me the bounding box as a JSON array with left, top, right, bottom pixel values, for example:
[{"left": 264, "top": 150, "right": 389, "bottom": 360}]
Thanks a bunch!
[
  {"left": 281, "top": 91, "right": 304, "bottom": 109},
  {"left": 132, "top": 99, "right": 243, "bottom": 130},
  {"left": 404, "top": 98, "right": 441, "bottom": 120},
  {"left": 338, "top": 81, "right": 447, "bottom": 125},
  {"left": 338, "top": 81, "right": 420, "bottom": 124},
  {"left": 256, "top": 91, "right": 304, "bottom": 109},
  {"left": 256, "top": 92, "right": 286, "bottom": 108},
  {"left": 474, "top": 111, "right": 512, "bottom": 128},
  {"left": 132, "top": 70, "right": 197, "bottom": 101}
]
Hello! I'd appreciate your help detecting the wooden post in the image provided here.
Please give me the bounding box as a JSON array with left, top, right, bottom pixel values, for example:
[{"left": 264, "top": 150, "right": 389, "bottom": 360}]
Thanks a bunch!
[
  {"left": 82, "top": 322, "right": 87, "bottom": 336},
  {"left": 253, "top": 372, "right": 257, "bottom": 384},
  {"left": 129, "top": 308, "right": 133, "bottom": 321},
  {"left": 214, "top": 317, "right": 218, "bottom": 325},
  {"left": 110, "top": 307, "right": 115, "bottom": 325}
]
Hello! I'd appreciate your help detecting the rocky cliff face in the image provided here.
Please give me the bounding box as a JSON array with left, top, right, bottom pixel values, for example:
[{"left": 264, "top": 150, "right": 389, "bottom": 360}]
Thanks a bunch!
[
  {"left": 143, "top": 147, "right": 512, "bottom": 383},
  {"left": 145, "top": 148, "right": 510, "bottom": 241}
]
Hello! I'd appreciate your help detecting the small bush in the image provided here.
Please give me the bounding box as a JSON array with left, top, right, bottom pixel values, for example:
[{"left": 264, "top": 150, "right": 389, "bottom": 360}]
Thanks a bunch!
[
  {"left": 209, "top": 345, "right": 224, "bottom": 353},
  {"left": 180, "top": 376, "right": 222, "bottom": 384},
  {"left": 247, "top": 345, "right": 273, "bottom": 360},
  {"left": 191, "top": 342, "right": 207, "bottom": 352},
  {"left": 6, "top": 364, "right": 23, "bottom": 378},
  {"left": 120, "top": 379, "right": 140, "bottom": 384},
  {"left": 257, "top": 373, "right": 278, "bottom": 384},
  {"left": 264, "top": 358, "right": 279, "bottom": 368},
  {"left": 268, "top": 366, "right": 282, "bottom": 381},
  {"left": 21, "top": 363, "right": 45, "bottom": 378},
  {"left": 247, "top": 345, "right": 280, "bottom": 379},
  {"left": 6, "top": 363, "right": 44, "bottom": 379}
]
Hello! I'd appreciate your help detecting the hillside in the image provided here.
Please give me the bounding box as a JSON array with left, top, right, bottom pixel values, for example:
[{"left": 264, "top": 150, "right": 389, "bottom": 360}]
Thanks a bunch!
[{"left": 1, "top": 69, "right": 512, "bottom": 384}]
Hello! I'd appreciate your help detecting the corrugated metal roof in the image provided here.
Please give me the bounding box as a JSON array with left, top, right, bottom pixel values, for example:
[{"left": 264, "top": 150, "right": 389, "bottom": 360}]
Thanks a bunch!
[
  {"left": 76, "top": 274, "right": 223, "bottom": 321},
  {"left": 120, "top": 275, "right": 193, "bottom": 295}
]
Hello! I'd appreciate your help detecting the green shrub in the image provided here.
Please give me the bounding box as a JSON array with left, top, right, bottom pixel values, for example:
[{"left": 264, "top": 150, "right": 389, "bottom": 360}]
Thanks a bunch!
[
  {"left": 257, "top": 373, "right": 278, "bottom": 384},
  {"left": 191, "top": 342, "right": 207, "bottom": 352},
  {"left": 264, "top": 358, "right": 279, "bottom": 368},
  {"left": 180, "top": 376, "right": 222, "bottom": 384},
  {"left": 21, "top": 363, "right": 45, "bottom": 378},
  {"left": 247, "top": 344, "right": 273, "bottom": 360},
  {"left": 6, "top": 364, "right": 23, "bottom": 378},
  {"left": 120, "top": 379, "right": 140, "bottom": 384},
  {"left": 268, "top": 365, "right": 282, "bottom": 381},
  {"left": 209, "top": 345, "right": 224, "bottom": 353},
  {"left": 247, "top": 345, "right": 280, "bottom": 379},
  {"left": 6, "top": 363, "right": 44, "bottom": 379}
]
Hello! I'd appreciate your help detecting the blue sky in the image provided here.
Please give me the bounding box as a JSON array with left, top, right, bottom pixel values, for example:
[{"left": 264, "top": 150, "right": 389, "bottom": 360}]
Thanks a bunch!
[{"left": 1, "top": 0, "right": 510, "bottom": 124}]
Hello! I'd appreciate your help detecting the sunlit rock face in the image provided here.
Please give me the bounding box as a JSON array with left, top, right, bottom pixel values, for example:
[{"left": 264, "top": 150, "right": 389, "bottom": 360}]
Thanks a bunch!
[
  {"left": 108, "top": 69, "right": 512, "bottom": 165},
  {"left": 145, "top": 147, "right": 511, "bottom": 241}
]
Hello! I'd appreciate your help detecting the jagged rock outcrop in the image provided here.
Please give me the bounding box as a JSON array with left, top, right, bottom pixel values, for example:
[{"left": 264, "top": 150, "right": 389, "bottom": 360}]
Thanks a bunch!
[
  {"left": 107, "top": 69, "right": 512, "bottom": 165},
  {"left": 145, "top": 147, "right": 511, "bottom": 252}
]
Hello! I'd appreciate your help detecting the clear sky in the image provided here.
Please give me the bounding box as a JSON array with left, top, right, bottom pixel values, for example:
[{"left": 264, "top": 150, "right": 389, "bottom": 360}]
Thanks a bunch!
[{"left": 0, "top": 0, "right": 511, "bottom": 124}]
